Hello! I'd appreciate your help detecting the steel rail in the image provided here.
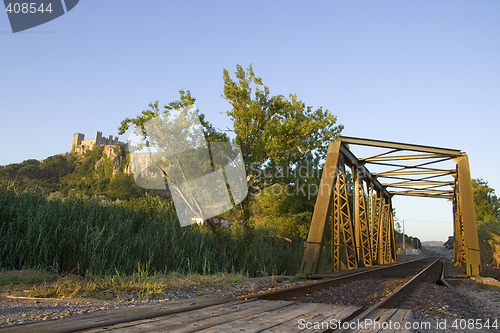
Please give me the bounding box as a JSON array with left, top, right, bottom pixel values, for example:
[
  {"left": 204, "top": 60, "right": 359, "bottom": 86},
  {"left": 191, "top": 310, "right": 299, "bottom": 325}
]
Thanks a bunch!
[
  {"left": 334, "top": 257, "right": 442, "bottom": 333},
  {"left": 253, "top": 258, "right": 430, "bottom": 300}
]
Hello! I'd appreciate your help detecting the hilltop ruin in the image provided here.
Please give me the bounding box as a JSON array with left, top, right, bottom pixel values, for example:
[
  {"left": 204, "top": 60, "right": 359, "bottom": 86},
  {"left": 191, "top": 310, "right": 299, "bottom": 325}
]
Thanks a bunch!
[{"left": 71, "top": 131, "right": 125, "bottom": 154}]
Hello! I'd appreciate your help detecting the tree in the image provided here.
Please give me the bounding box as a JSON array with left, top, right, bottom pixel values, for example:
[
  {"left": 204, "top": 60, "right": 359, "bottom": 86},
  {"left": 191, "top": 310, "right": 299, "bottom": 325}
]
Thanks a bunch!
[
  {"left": 105, "top": 174, "right": 144, "bottom": 200},
  {"left": 472, "top": 178, "right": 500, "bottom": 265},
  {"left": 408, "top": 236, "right": 421, "bottom": 249},
  {"left": 443, "top": 236, "right": 454, "bottom": 250},
  {"left": 118, "top": 90, "right": 229, "bottom": 236},
  {"left": 119, "top": 90, "right": 227, "bottom": 147},
  {"left": 222, "top": 64, "right": 343, "bottom": 226},
  {"left": 41, "top": 155, "right": 72, "bottom": 180},
  {"left": 473, "top": 178, "right": 500, "bottom": 225},
  {"left": 118, "top": 66, "right": 343, "bottom": 236},
  {"left": 257, "top": 183, "right": 317, "bottom": 239}
]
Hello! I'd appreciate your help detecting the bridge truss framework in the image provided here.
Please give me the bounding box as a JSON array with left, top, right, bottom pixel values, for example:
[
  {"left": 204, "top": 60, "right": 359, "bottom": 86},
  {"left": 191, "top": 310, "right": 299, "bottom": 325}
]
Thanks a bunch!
[{"left": 299, "top": 136, "right": 481, "bottom": 277}]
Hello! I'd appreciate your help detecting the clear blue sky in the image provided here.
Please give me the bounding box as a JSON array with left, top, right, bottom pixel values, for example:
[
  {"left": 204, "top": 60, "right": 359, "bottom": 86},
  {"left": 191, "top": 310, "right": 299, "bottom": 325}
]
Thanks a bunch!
[{"left": 1, "top": 1, "right": 499, "bottom": 241}]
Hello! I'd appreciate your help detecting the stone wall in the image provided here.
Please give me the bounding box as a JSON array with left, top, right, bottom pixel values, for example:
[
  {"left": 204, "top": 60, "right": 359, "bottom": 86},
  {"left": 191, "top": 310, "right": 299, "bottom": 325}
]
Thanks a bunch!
[
  {"left": 70, "top": 133, "right": 85, "bottom": 152},
  {"left": 95, "top": 131, "right": 120, "bottom": 146},
  {"left": 71, "top": 131, "right": 124, "bottom": 154}
]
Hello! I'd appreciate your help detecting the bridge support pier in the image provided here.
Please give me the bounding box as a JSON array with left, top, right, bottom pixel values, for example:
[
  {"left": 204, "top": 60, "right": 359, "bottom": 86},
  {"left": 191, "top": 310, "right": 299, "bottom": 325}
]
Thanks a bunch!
[{"left": 453, "top": 155, "right": 481, "bottom": 276}]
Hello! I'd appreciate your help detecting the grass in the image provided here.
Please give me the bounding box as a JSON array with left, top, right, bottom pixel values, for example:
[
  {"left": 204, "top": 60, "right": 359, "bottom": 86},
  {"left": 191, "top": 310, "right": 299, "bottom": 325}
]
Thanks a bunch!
[
  {"left": 0, "top": 185, "right": 304, "bottom": 280},
  {"left": 0, "top": 184, "right": 304, "bottom": 278},
  {"left": 4, "top": 267, "right": 251, "bottom": 301},
  {"left": 0, "top": 270, "right": 56, "bottom": 286}
]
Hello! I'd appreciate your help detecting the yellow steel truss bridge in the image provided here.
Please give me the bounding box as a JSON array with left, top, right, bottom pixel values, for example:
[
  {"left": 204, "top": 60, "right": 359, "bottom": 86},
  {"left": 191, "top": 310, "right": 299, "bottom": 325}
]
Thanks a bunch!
[{"left": 299, "top": 136, "right": 480, "bottom": 277}]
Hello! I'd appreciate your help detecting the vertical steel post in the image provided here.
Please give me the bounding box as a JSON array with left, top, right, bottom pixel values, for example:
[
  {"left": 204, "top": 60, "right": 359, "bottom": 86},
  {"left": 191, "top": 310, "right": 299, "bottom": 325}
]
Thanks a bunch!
[
  {"left": 355, "top": 175, "right": 373, "bottom": 267},
  {"left": 376, "top": 193, "right": 386, "bottom": 264},
  {"left": 368, "top": 184, "right": 375, "bottom": 263},
  {"left": 332, "top": 172, "right": 340, "bottom": 271},
  {"left": 454, "top": 154, "right": 481, "bottom": 276},
  {"left": 453, "top": 175, "right": 466, "bottom": 266},
  {"left": 379, "top": 199, "right": 388, "bottom": 264},
  {"left": 388, "top": 202, "right": 397, "bottom": 262},
  {"left": 299, "top": 141, "right": 341, "bottom": 277},
  {"left": 338, "top": 163, "right": 358, "bottom": 269},
  {"left": 354, "top": 168, "right": 362, "bottom": 265}
]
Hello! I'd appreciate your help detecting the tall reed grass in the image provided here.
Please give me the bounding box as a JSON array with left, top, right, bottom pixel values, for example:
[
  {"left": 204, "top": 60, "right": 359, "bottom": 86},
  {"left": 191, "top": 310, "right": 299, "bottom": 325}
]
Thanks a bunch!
[{"left": 0, "top": 184, "right": 303, "bottom": 277}]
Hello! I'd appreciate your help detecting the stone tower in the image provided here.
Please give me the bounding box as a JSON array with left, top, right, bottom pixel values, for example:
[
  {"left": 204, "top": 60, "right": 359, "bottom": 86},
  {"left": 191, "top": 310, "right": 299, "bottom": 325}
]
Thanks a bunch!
[{"left": 71, "top": 133, "right": 85, "bottom": 152}]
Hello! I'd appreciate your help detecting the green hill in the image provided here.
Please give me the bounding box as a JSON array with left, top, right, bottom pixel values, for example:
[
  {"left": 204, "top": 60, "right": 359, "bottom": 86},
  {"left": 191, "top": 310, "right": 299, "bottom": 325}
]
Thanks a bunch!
[{"left": 0, "top": 145, "right": 144, "bottom": 200}]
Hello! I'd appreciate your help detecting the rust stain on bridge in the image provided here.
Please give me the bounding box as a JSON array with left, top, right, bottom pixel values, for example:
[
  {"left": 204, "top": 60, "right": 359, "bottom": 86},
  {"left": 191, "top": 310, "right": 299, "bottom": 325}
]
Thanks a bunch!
[{"left": 299, "top": 136, "right": 481, "bottom": 277}]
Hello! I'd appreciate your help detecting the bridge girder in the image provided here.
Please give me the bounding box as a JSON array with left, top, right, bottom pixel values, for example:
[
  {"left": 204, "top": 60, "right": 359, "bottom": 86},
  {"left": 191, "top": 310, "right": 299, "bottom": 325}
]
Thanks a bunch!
[{"left": 299, "top": 136, "right": 481, "bottom": 277}]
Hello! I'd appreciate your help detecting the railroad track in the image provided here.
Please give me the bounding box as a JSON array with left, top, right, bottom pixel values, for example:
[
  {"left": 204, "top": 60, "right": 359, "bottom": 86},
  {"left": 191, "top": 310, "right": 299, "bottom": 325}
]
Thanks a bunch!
[
  {"left": 0, "top": 257, "right": 447, "bottom": 333},
  {"left": 253, "top": 257, "right": 437, "bottom": 303},
  {"left": 334, "top": 257, "right": 443, "bottom": 333}
]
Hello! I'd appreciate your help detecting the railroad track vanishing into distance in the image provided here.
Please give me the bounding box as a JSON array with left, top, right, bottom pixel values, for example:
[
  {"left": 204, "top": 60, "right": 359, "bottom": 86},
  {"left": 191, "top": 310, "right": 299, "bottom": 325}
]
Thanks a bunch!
[{"left": 0, "top": 257, "right": 447, "bottom": 333}]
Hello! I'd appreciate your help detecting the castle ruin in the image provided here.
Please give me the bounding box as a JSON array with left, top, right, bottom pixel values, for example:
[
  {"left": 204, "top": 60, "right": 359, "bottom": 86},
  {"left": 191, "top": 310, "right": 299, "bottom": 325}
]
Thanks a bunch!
[{"left": 71, "top": 131, "right": 124, "bottom": 154}]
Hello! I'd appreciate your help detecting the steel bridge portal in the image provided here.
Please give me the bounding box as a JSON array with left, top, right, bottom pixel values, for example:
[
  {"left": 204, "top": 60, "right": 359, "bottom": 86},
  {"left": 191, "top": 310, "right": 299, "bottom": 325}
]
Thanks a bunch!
[{"left": 299, "top": 136, "right": 480, "bottom": 277}]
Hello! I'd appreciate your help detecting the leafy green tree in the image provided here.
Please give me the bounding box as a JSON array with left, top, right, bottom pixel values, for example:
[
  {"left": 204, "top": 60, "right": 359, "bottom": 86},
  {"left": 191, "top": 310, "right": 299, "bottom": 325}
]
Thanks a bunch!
[
  {"left": 222, "top": 64, "right": 343, "bottom": 226},
  {"left": 118, "top": 66, "right": 343, "bottom": 236},
  {"left": 118, "top": 90, "right": 229, "bottom": 236},
  {"left": 60, "top": 146, "right": 107, "bottom": 195},
  {"left": 118, "top": 90, "right": 226, "bottom": 144},
  {"left": 444, "top": 236, "right": 454, "bottom": 250},
  {"left": 408, "top": 236, "right": 421, "bottom": 249},
  {"left": 106, "top": 174, "right": 144, "bottom": 200},
  {"left": 473, "top": 178, "right": 500, "bottom": 225},
  {"left": 472, "top": 179, "right": 500, "bottom": 265},
  {"left": 18, "top": 165, "right": 41, "bottom": 179},
  {"left": 0, "top": 156, "right": 75, "bottom": 195},
  {"left": 41, "top": 155, "right": 73, "bottom": 180},
  {"left": 257, "top": 184, "right": 314, "bottom": 239}
]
